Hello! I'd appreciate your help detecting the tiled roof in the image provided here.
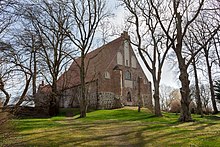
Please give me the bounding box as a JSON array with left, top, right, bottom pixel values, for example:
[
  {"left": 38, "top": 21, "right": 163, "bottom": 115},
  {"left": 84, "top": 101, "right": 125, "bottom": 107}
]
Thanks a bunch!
[
  {"left": 58, "top": 36, "right": 123, "bottom": 89},
  {"left": 41, "top": 34, "right": 125, "bottom": 92}
]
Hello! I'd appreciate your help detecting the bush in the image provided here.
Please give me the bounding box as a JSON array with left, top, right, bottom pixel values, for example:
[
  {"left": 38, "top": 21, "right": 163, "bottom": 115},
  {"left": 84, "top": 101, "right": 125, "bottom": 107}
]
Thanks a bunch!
[{"left": 170, "top": 99, "right": 181, "bottom": 113}]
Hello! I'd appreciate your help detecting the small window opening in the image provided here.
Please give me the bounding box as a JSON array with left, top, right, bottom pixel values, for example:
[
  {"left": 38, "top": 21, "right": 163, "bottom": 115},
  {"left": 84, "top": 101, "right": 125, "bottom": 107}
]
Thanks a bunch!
[
  {"left": 125, "top": 71, "right": 131, "bottom": 80},
  {"left": 127, "top": 92, "right": 132, "bottom": 102},
  {"left": 126, "top": 60, "right": 129, "bottom": 66},
  {"left": 104, "top": 71, "right": 110, "bottom": 79}
]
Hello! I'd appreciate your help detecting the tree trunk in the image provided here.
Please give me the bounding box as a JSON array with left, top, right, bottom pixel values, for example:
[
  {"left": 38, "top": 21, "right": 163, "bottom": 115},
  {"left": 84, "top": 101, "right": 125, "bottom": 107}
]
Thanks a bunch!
[
  {"left": 49, "top": 81, "right": 59, "bottom": 116},
  {"left": 49, "top": 93, "right": 57, "bottom": 116},
  {"left": 153, "top": 80, "right": 162, "bottom": 116},
  {"left": 80, "top": 104, "right": 87, "bottom": 118},
  {"left": 208, "top": 66, "right": 218, "bottom": 114},
  {"left": 178, "top": 63, "right": 192, "bottom": 122},
  {"left": 16, "top": 76, "right": 32, "bottom": 107},
  {"left": 32, "top": 50, "right": 37, "bottom": 96},
  {"left": 2, "top": 89, "right": 10, "bottom": 107},
  {"left": 80, "top": 53, "right": 87, "bottom": 118},
  {"left": 204, "top": 49, "right": 218, "bottom": 114},
  {"left": 192, "top": 58, "right": 203, "bottom": 116},
  {"left": 0, "top": 77, "right": 10, "bottom": 107},
  {"left": 175, "top": 12, "right": 192, "bottom": 122}
]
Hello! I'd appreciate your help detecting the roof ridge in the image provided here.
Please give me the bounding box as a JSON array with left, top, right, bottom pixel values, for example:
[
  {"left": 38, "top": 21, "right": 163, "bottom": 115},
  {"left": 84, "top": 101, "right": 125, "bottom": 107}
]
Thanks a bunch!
[{"left": 87, "top": 35, "right": 122, "bottom": 55}]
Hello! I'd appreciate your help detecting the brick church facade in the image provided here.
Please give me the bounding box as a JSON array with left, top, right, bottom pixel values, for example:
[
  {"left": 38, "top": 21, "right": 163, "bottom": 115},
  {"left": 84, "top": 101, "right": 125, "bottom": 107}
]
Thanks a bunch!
[{"left": 38, "top": 32, "right": 152, "bottom": 110}]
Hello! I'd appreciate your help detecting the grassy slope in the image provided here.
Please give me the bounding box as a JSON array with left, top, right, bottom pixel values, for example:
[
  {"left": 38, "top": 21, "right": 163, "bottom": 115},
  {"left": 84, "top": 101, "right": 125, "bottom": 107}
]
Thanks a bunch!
[{"left": 1, "top": 107, "right": 220, "bottom": 146}]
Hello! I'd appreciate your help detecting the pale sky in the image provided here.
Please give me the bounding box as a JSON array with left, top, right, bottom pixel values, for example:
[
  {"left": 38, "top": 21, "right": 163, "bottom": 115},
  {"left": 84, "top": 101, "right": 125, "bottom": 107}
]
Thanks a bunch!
[{"left": 109, "top": 0, "right": 180, "bottom": 89}]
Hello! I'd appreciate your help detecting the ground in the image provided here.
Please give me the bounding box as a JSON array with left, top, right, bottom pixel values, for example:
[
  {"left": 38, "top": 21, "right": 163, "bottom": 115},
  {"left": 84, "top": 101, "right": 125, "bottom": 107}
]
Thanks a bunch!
[{"left": 1, "top": 107, "right": 220, "bottom": 146}]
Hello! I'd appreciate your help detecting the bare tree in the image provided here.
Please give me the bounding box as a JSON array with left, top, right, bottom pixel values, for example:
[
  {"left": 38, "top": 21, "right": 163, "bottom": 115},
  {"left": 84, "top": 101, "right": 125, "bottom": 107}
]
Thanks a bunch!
[
  {"left": 214, "top": 32, "right": 220, "bottom": 67},
  {"left": 0, "top": 42, "right": 12, "bottom": 106},
  {"left": 203, "top": 42, "right": 218, "bottom": 114},
  {"left": 159, "top": 85, "right": 174, "bottom": 111},
  {"left": 149, "top": 0, "right": 219, "bottom": 121},
  {"left": 189, "top": 8, "right": 220, "bottom": 114},
  {"left": 192, "top": 57, "right": 203, "bottom": 116},
  {"left": 0, "top": 0, "right": 17, "bottom": 106},
  {"left": 200, "top": 84, "right": 211, "bottom": 113},
  {"left": 20, "top": 1, "right": 73, "bottom": 116},
  {"left": 15, "top": 27, "right": 41, "bottom": 98},
  {"left": 214, "top": 80, "right": 220, "bottom": 103},
  {"left": 184, "top": 33, "right": 203, "bottom": 116},
  {"left": 60, "top": 0, "right": 111, "bottom": 118},
  {"left": 0, "top": 41, "right": 32, "bottom": 108},
  {"left": 98, "top": 19, "right": 114, "bottom": 45},
  {"left": 11, "top": 56, "right": 32, "bottom": 107},
  {"left": 0, "top": 0, "right": 17, "bottom": 37},
  {"left": 121, "top": 0, "right": 171, "bottom": 116}
]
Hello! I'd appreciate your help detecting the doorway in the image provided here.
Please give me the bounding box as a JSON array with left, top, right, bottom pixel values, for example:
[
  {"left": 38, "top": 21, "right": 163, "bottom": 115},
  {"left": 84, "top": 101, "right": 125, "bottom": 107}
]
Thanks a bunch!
[{"left": 127, "top": 92, "right": 132, "bottom": 102}]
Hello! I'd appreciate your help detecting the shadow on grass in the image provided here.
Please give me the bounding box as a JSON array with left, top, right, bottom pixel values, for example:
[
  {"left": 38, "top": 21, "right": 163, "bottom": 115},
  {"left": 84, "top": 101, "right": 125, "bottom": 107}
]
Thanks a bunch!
[
  {"left": 9, "top": 122, "right": 183, "bottom": 146},
  {"left": 205, "top": 115, "right": 220, "bottom": 121},
  {"left": 6, "top": 108, "right": 220, "bottom": 146},
  {"left": 58, "top": 108, "right": 96, "bottom": 117}
]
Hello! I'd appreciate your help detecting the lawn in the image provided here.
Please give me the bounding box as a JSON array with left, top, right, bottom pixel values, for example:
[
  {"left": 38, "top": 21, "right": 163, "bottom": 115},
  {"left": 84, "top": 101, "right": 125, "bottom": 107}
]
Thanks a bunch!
[{"left": 1, "top": 107, "right": 220, "bottom": 146}]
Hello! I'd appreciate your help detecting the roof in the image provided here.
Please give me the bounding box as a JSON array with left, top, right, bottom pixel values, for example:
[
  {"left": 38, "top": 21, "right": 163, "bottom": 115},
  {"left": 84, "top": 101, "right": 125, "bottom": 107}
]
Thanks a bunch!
[
  {"left": 57, "top": 36, "right": 123, "bottom": 89},
  {"left": 41, "top": 32, "right": 127, "bottom": 92}
]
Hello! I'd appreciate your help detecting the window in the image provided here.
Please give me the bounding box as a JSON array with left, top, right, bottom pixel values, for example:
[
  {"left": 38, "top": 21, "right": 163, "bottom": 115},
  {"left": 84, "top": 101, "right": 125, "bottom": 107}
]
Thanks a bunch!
[
  {"left": 144, "top": 79, "right": 148, "bottom": 84},
  {"left": 125, "top": 71, "right": 131, "bottom": 80},
  {"left": 117, "top": 52, "right": 123, "bottom": 65},
  {"left": 127, "top": 92, "right": 132, "bottom": 102},
  {"left": 126, "top": 60, "right": 129, "bottom": 66},
  {"left": 131, "top": 56, "right": 137, "bottom": 68},
  {"left": 104, "top": 71, "right": 110, "bottom": 79},
  {"left": 124, "top": 40, "right": 130, "bottom": 67}
]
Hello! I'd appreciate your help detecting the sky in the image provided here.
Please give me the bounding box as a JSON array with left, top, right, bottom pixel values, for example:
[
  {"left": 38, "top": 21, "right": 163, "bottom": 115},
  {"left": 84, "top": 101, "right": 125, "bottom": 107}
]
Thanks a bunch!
[
  {"left": 108, "top": 0, "right": 220, "bottom": 90},
  {"left": 2, "top": 0, "right": 208, "bottom": 101},
  {"left": 108, "top": 0, "right": 180, "bottom": 89}
]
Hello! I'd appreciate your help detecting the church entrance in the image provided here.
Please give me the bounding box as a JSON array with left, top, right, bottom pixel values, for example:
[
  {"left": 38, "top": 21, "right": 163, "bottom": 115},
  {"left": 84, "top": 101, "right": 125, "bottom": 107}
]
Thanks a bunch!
[{"left": 127, "top": 92, "right": 132, "bottom": 102}]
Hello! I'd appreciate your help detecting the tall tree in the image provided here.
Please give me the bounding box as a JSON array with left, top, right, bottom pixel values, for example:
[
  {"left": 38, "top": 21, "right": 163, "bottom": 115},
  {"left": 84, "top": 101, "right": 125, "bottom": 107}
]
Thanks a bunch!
[
  {"left": 60, "top": 0, "right": 111, "bottom": 118},
  {"left": 15, "top": 28, "right": 40, "bottom": 98},
  {"left": 159, "top": 85, "right": 174, "bottom": 111},
  {"left": 121, "top": 0, "right": 171, "bottom": 116},
  {"left": 0, "top": 0, "right": 17, "bottom": 37},
  {"left": 0, "top": 41, "right": 33, "bottom": 107},
  {"left": 0, "top": 0, "right": 17, "bottom": 106},
  {"left": 21, "top": 1, "right": 73, "bottom": 116},
  {"left": 149, "top": 0, "right": 219, "bottom": 121},
  {"left": 214, "top": 80, "right": 220, "bottom": 103},
  {"left": 9, "top": 50, "right": 32, "bottom": 107},
  {"left": 189, "top": 9, "right": 220, "bottom": 114},
  {"left": 0, "top": 42, "right": 12, "bottom": 106},
  {"left": 200, "top": 84, "right": 211, "bottom": 113},
  {"left": 184, "top": 33, "right": 203, "bottom": 116},
  {"left": 192, "top": 57, "right": 203, "bottom": 116}
]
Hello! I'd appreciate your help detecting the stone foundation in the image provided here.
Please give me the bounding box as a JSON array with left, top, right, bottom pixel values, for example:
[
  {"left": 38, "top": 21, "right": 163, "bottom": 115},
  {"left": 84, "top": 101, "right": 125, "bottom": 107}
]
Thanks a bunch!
[
  {"left": 97, "top": 92, "right": 122, "bottom": 109},
  {"left": 58, "top": 91, "right": 123, "bottom": 110}
]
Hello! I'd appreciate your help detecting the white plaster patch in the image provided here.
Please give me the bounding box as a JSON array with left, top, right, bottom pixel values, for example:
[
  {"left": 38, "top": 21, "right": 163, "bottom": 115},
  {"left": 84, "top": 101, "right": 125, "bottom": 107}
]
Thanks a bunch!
[{"left": 124, "top": 80, "right": 133, "bottom": 88}]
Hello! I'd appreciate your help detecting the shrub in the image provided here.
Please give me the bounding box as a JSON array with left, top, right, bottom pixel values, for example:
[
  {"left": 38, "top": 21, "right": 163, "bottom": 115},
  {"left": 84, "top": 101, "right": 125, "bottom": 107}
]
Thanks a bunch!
[{"left": 170, "top": 99, "right": 181, "bottom": 113}]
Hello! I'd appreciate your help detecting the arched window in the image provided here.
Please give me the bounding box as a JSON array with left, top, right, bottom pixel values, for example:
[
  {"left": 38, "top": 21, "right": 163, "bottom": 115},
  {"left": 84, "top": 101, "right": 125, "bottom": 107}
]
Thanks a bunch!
[
  {"left": 117, "top": 52, "right": 123, "bottom": 65},
  {"left": 131, "top": 56, "right": 137, "bottom": 68},
  {"left": 127, "top": 92, "right": 132, "bottom": 102},
  {"left": 125, "top": 71, "right": 131, "bottom": 80},
  {"left": 144, "top": 79, "right": 148, "bottom": 84},
  {"left": 124, "top": 40, "right": 130, "bottom": 67},
  {"left": 104, "top": 71, "right": 110, "bottom": 79}
]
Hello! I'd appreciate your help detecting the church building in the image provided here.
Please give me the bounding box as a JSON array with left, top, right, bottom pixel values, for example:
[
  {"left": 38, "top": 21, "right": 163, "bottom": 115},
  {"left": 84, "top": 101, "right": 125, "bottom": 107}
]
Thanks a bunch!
[{"left": 38, "top": 32, "right": 152, "bottom": 110}]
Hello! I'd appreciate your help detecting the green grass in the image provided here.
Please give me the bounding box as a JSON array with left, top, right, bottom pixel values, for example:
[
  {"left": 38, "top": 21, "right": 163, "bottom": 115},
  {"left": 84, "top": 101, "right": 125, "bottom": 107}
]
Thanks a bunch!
[{"left": 1, "top": 107, "right": 220, "bottom": 146}]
